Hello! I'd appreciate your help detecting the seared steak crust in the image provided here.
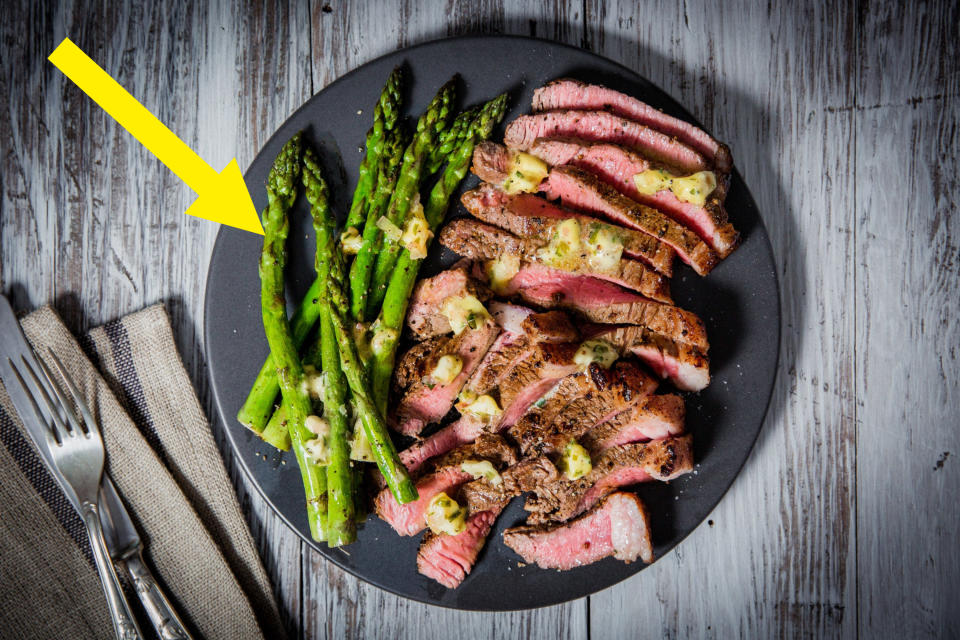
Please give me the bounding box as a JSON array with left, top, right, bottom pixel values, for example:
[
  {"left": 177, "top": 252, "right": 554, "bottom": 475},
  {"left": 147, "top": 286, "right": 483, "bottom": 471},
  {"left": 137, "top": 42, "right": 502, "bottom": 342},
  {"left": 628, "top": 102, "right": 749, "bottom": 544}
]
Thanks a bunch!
[
  {"left": 581, "top": 394, "right": 686, "bottom": 454},
  {"left": 439, "top": 218, "right": 672, "bottom": 303},
  {"left": 523, "top": 436, "right": 694, "bottom": 524},
  {"left": 532, "top": 78, "right": 732, "bottom": 172},
  {"left": 461, "top": 183, "right": 675, "bottom": 276},
  {"left": 510, "top": 360, "right": 658, "bottom": 456},
  {"left": 541, "top": 166, "right": 719, "bottom": 275},
  {"left": 526, "top": 138, "right": 738, "bottom": 257}
]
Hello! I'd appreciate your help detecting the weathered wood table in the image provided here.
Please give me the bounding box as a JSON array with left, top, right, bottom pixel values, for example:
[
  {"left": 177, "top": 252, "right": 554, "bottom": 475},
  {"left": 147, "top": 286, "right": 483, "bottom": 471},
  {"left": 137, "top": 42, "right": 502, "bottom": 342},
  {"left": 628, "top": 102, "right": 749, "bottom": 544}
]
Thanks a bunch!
[{"left": 3, "top": 1, "right": 957, "bottom": 637}]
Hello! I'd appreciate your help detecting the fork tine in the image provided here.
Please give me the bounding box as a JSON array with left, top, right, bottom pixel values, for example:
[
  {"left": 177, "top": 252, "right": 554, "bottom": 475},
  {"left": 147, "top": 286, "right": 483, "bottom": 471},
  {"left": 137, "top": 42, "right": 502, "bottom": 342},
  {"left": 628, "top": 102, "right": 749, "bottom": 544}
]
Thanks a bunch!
[
  {"left": 34, "top": 350, "right": 88, "bottom": 437},
  {"left": 19, "top": 353, "right": 73, "bottom": 443},
  {"left": 7, "top": 357, "right": 62, "bottom": 447},
  {"left": 46, "top": 349, "right": 99, "bottom": 437}
]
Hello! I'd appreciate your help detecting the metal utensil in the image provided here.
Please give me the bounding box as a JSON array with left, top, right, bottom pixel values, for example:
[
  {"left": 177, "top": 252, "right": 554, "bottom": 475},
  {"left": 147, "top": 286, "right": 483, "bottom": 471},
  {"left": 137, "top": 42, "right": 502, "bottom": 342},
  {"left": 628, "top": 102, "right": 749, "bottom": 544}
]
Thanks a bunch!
[
  {"left": 100, "top": 475, "right": 193, "bottom": 639},
  {"left": 1, "top": 338, "right": 143, "bottom": 640}
]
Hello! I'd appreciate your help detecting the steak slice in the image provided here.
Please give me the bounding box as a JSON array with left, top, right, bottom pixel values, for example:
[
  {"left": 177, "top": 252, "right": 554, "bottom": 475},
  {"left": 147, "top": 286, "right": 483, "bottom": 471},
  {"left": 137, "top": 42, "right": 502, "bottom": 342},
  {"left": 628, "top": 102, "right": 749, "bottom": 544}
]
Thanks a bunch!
[
  {"left": 406, "top": 261, "right": 493, "bottom": 339},
  {"left": 524, "top": 436, "right": 694, "bottom": 524},
  {"left": 503, "top": 492, "right": 654, "bottom": 569},
  {"left": 505, "top": 109, "right": 708, "bottom": 175},
  {"left": 541, "top": 166, "right": 719, "bottom": 275},
  {"left": 376, "top": 435, "right": 516, "bottom": 536},
  {"left": 495, "top": 341, "right": 582, "bottom": 423},
  {"left": 532, "top": 78, "right": 733, "bottom": 172},
  {"left": 526, "top": 138, "right": 738, "bottom": 257},
  {"left": 461, "top": 181, "right": 674, "bottom": 276},
  {"left": 581, "top": 394, "right": 686, "bottom": 455},
  {"left": 417, "top": 507, "right": 502, "bottom": 588},
  {"left": 509, "top": 270, "right": 708, "bottom": 349},
  {"left": 510, "top": 360, "right": 659, "bottom": 456},
  {"left": 375, "top": 466, "right": 473, "bottom": 536},
  {"left": 398, "top": 414, "right": 487, "bottom": 476},
  {"left": 584, "top": 324, "right": 710, "bottom": 392},
  {"left": 467, "top": 307, "right": 578, "bottom": 398},
  {"left": 393, "top": 315, "right": 501, "bottom": 436},
  {"left": 439, "top": 218, "right": 672, "bottom": 303}
]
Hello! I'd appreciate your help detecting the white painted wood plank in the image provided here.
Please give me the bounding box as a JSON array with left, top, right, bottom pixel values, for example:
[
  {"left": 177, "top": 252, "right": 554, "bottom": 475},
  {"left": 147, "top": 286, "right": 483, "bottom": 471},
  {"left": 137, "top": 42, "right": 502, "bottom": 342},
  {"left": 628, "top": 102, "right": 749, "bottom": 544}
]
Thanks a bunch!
[
  {"left": 584, "top": 1, "right": 858, "bottom": 637},
  {"left": 856, "top": 3, "right": 960, "bottom": 636}
]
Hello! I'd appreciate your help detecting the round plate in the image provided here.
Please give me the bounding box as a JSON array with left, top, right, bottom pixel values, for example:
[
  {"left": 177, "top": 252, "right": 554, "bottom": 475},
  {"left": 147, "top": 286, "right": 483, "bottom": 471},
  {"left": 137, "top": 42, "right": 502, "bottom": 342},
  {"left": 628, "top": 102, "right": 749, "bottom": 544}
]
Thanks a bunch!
[{"left": 204, "top": 35, "right": 780, "bottom": 611}]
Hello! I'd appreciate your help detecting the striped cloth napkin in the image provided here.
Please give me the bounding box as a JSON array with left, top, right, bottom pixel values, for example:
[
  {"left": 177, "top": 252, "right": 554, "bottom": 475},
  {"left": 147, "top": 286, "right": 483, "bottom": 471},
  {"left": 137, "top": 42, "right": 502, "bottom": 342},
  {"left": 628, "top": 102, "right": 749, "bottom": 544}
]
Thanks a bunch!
[{"left": 0, "top": 304, "right": 285, "bottom": 640}]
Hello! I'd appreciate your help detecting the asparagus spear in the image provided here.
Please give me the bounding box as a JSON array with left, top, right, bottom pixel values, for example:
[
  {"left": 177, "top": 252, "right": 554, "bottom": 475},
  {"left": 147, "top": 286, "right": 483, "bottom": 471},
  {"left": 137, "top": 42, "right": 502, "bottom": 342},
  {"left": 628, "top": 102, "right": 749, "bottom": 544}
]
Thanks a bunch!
[
  {"left": 302, "top": 146, "right": 358, "bottom": 546},
  {"left": 369, "top": 95, "right": 509, "bottom": 410},
  {"left": 365, "top": 79, "right": 456, "bottom": 319},
  {"left": 237, "top": 276, "right": 322, "bottom": 446},
  {"left": 344, "top": 67, "right": 403, "bottom": 231},
  {"left": 258, "top": 133, "right": 328, "bottom": 542},
  {"left": 238, "top": 70, "right": 404, "bottom": 443},
  {"left": 425, "top": 106, "right": 478, "bottom": 175},
  {"left": 323, "top": 225, "right": 418, "bottom": 504},
  {"left": 349, "top": 129, "right": 407, "bottom": 322}
]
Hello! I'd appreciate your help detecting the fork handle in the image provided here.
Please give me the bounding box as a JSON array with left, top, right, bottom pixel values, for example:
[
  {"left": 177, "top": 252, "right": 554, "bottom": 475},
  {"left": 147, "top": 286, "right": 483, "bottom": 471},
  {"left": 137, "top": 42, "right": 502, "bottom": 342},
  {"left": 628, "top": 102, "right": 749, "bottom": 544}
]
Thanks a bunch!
[
  {"left": 81, "top": 503, "right": 144, "bottom": 640},
  {"left": 124, "top": 551, "right": 193, "bottom": 639}
]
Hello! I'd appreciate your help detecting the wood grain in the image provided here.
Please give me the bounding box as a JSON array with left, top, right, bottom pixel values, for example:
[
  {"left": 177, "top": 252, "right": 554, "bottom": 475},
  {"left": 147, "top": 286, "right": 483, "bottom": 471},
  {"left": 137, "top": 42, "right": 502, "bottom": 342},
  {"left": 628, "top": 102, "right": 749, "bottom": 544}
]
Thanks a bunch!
[
  {"left": 1, "top": 0, "right": 958, "bottom": 637},
  {"left": 583, "top": 2, "right": 859, "bottom": 637},
  {"left": 856, "top": 3, "right": 960, "bottom": 637}
]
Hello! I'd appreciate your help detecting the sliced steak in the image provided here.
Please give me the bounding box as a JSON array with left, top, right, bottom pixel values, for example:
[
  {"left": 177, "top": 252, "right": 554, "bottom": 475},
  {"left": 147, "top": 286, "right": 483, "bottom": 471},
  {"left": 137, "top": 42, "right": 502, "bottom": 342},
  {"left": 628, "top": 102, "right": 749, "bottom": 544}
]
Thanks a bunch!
[
  {"left": 526, "top": 138, "right": 738, "bottom": 257},
  {"left": 524, "top": 436, "right": 694, "bottom": 524},
  {"left": 399, "top": 414, "right": 487, "bottom": 476},
  {"left": 461, "top": 181, "right": 674, "bottom": 276},
  {"left": 496, "top": 341, "right": 582, "bottom": 421},
  {"left": 541, "top": 166, "right": 719, "bottom": 275},
  {"left": 532, "top": 78, "right": 733, "bottom": 172},
  {"left": 467, "top": 307, "right": 578, "bottom": 397},
  {"left": 585, "top": 324, "right": 710, "bottom": 392},
  {"left": 509, "top": 269, "right": 708, "bottom": 349},
  {"left": 581, "top": 394, "right": 686, "bottom": 454},
  {"left": 505, "top": 109, "right": 708, "bottom": 175},
  {"left": 393, "top": 336, "right": 447, "bottom": 391},
  {"left": 503, "top": 492, "right": 654, "bottom": 569},
  {"left": 375, "top": 466, "right": 473, "bottom": 536},
  {"left": 418, "top": 507, "right": 502, "bottom": 589},
  {"left": 488, "top": 300, "right": 534, "bottom": 333},
  {"left": 393, "top": 315, "right": 501, "bottom": 436},
  {"left": 510, "top": 360, "right": 659, "bottom": 456},
  {"left": 505, "top": 365, "right": 601, "bottom": 449},
  {"left": 376, "top": 435, "right": 516, "bottom": 536},
  {"left": 405, "top": 260, "right": 492, "bottom": 339},
  {"left": 439, "top": 218, "right": 672, "bottom": 303}
]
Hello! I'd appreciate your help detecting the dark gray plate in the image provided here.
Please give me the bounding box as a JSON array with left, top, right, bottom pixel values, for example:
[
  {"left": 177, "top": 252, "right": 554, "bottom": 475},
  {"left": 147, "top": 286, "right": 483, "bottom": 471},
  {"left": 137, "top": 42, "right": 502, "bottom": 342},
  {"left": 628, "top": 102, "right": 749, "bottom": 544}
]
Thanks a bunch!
[{"left": 203, "top": 35, "right": 780, "bottom": 611}]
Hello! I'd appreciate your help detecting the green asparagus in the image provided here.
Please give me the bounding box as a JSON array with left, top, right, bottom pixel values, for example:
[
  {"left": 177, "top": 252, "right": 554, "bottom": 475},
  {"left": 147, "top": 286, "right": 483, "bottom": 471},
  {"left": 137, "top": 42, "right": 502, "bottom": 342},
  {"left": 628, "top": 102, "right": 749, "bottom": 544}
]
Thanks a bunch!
[
  {"left": 365, "top": 79, "right": 456, "bottom": 318},
  {"left": 425, "top": 106, "right": 478, "bottom": 175},
  {"left": 236, "top": 276, "right": 323, "bottom": 447},
  {"left": 258, "top": 133, "right": 328, "bottom": 542},
  {"left": 370, "top": 95, "right": 509, "bottom": 410},
  {"left": 344, "top": 67, "right": 403, "bottom": 231},
  {"left": 324, "top": 232, "right": 418, "bottom": 504},
  {"left": 303, "top": 146, "right": 358, "bottom": 546},
  {"left": 349, "top": 129, "right": 407, "bottom": 321}
]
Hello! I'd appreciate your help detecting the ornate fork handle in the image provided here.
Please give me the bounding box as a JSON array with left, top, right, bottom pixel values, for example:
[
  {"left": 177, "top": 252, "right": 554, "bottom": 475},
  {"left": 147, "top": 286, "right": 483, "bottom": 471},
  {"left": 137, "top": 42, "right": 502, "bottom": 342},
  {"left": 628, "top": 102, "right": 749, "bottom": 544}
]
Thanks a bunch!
[
  {"left": 124, "top": 553, "right": 193, "bottom": 639},
  {"left": 80, "top": 502, "right": 143, "bottom": 640}
]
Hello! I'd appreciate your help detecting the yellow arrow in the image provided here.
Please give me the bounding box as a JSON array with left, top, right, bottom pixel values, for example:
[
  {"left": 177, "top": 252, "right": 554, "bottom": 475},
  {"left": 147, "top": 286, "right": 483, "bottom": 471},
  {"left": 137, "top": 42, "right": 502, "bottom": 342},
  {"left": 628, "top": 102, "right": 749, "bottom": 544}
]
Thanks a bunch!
[{"left": 48, "top": 38, "right": 263, "bottom": 235}]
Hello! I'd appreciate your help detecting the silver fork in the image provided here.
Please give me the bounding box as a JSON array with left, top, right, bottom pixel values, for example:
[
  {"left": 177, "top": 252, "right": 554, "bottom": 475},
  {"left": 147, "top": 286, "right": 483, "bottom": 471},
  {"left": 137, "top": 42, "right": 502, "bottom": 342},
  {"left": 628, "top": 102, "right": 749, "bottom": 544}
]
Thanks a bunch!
[{"left": 9, "top": 349, "right": 143, "bottom": 640}]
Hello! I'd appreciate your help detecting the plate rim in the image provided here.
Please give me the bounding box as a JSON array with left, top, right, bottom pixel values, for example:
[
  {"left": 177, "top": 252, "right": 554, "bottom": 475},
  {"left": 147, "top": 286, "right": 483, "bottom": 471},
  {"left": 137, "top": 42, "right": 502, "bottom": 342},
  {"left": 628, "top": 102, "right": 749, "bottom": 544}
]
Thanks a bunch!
[{"left": 203, "top": 32, "right": 782, "bottom": 611}]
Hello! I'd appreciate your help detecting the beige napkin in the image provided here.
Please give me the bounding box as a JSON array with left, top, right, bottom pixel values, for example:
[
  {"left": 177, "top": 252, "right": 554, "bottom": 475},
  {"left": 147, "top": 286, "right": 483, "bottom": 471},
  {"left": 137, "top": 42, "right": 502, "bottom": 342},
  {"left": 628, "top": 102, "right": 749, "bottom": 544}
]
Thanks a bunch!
[{"left": 0, "top": 304, "right": 286, "bottom": 640}]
